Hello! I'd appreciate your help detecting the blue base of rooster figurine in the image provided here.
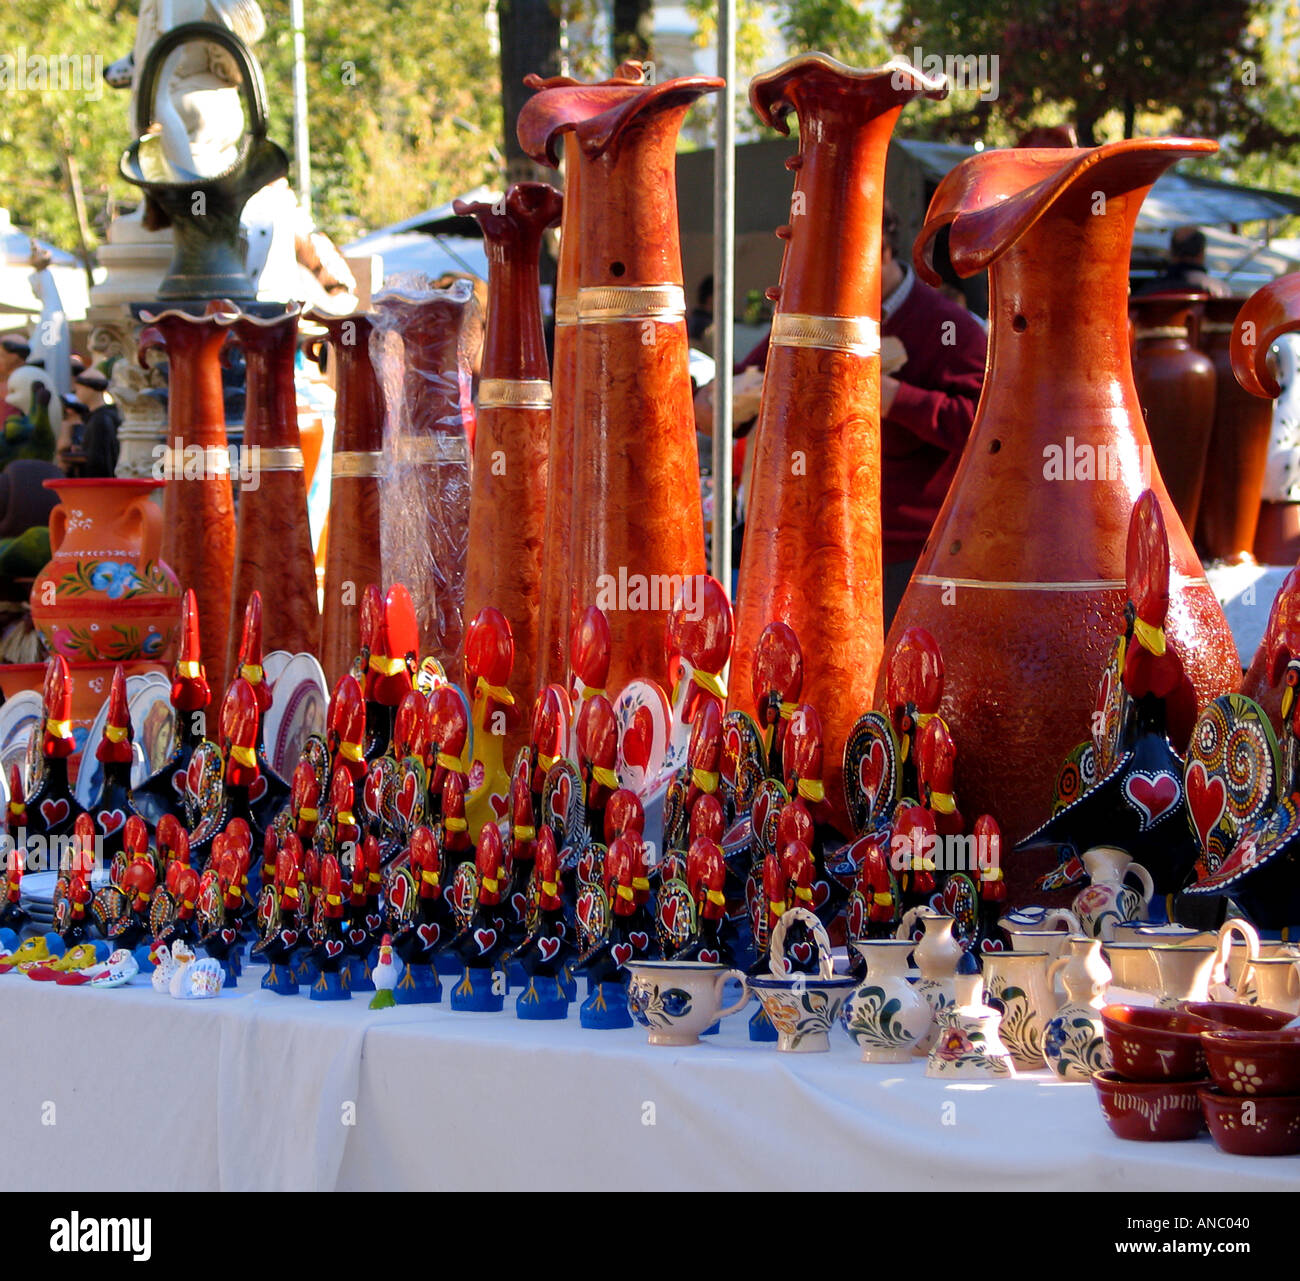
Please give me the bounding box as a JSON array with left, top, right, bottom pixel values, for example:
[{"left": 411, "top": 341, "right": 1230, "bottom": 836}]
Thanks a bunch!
[
  {"left": 451, "top": 965, "right": 504, "bottom": 1012},
  {"left": 346, "top": 953, "right": 376, "bottom": 992},
  {"left": 749, "top": 1004, "right": 778, "bottom": 1042},
  {"left": 516, "top": 973, "right": 569, "bottom": 1020},
  {"left": 310, "top": 968, "right": 350, "bottom": 1001},
  {"left": 262, "top": 963, "right": 299, "bottom": 996},
  {"left": 580, "top": 979, "right": 633, "bottom": 1030},
  {"left": 506, "top": 959, "right": 527, "bottom": 991},
  {"left": 393, "top": 961, "right": 442, "bottom": 1004},
  {"left": 561, "top": 965, "right": 577, "bottom": 1001},
  {"left": 434, "top": 951, "right": 462, "bottom": 977}
]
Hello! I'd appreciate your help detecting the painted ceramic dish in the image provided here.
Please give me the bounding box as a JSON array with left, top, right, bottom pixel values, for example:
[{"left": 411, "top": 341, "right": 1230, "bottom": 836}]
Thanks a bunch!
[
  {"left": 1200, "top": 1029, "right": 1300, "bottom": 1097},
  {"left": 1100, "top": 1004, "right": 1212, "bottom": 1082},
  {"left": 1199, "top": 1087, "right": 1300, "bottom": 1156},
  {"left": 1093, "top": 1070, "right": 1206, "bottom": 1141},
  {"left": 747, "top": 974, "right": 857, "bottom": 1053},
  {"left": 1181, "top": 1001, "right": 1295, "bottom": 1033}
]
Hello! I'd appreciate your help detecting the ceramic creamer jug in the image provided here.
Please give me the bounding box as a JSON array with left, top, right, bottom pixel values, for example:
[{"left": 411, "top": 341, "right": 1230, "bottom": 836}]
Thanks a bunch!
[
  {"left": 1072, "top": 846, "right": 1155, "bottom": 939},
  {"left": 842, "top": 937, "right": 932, "bottom": 1063},
  {"left": 1042, "top": 936, "right": 1111, "bottom": 1080},
  {"left": 983, "top": 949, "right": 1058, "bottom": 1071}
]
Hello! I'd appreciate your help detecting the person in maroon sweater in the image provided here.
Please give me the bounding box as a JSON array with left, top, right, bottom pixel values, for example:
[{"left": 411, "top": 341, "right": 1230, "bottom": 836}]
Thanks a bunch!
[{"left": 695, "top": 203, "right": 987, "bottom": 625}]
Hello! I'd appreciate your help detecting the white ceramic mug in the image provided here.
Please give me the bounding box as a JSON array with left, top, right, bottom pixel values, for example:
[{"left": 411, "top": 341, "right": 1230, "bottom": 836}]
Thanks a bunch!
[{"left": 625, "top": 960, "right": 750, "bottom": 1046}]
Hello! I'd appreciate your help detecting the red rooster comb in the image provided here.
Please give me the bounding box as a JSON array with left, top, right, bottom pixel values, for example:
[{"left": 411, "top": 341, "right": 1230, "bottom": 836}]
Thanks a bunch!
[
  {"left": 42, "top": 655, "right": 75, "bottom": 759},
  {"left": 570, "top": 606, "right": 612, "bottom": 693},
  {"left": 751, "top": 621, "right": 802, "bottom": 726},
  {"left": 172, "top": 589, "right": 210, "bottom": 712},
  {"left": 96, "top": 666, "right": 134, "bottom": 765}
]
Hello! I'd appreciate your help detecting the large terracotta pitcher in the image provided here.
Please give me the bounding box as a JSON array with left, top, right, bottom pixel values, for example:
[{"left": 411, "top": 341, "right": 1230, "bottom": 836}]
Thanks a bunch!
[
  {"left": 518, "top": 68, "right": 721, "bottom": 698},
  {"left": 1195, "top": 296, "right": 1274, "bottom": 562},
  {"left": 139, "top": 301, "right": 238, "bottom": 694},
  {"left": 728, "top": 56, "right": 947, "bottom": 833},
  {"left": 526, "top": 62, "right": 648, "bottom": 692},
  {"left": 30, "top": 478, "right": 181, "bottom": 663},
  {"left": 457, "top": 182, "right": 563, "bottom": 753},
  {"left": 881, "top": 140, "right": 1240, "bottom": 895},
  {"left": 305, "top": 309, "right": 385, "bottom": 688},
  {"left": 1130, "top": 292, "right": 1216, "bottom": 532},
  {"left": 225, "top": 306, "right": 319, "bottom": 671}
]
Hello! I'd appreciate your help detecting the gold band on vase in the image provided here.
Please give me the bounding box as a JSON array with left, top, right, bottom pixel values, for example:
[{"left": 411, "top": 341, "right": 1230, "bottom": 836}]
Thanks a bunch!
[
  {"left": 244, "top": 447, "right": 304, "bottom": 473},
  {"left": 577, "top": 284, "right": 686, "bottom": 323},
  {"left": 164, "top": 445, "right": 231, "bottom": 475},
  {"left": 555, "top": 297, "right": 578, "bottom": 326},
  {"left": 477, "top": 378, "right": 553, "bottom": 410},
  {"left": 1133, "top": 326, "right": 1188, "bottom": 341},
  {"left": 392, "top": 435, "right": 469, "bottom": 466},
  {"left": 770, "top": 312, "right": 881, "bottom": 357},
  {"left": 332, "top": 450, "right": 384, "bottom": 479}
]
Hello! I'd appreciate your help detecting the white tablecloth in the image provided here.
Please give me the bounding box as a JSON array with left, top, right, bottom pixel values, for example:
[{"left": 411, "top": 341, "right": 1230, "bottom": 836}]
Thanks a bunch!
[{"left": 3, "top": 971, "right": 1299, "bottom": 1191}]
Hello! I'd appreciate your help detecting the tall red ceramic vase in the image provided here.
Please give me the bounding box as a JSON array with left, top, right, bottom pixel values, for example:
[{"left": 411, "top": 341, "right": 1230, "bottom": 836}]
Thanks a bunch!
[
  {"left": 225, "top": 307, "right": 319, "bottom": 672},
  {"left": 306, "top": 310, "right": 385, "bottom": 689},
  {"left": 139, "top": 302, "right": 238, "bottom": 695},
  {"left": 526, "top": 63, "right": 649, "bottom": 693},
  {"left": 518, "top": 70, "right": 720, "bottom": 698},
  {"left": 457, "top": 182, "right": 563, "bottom": 756},
  {"left": 727, "top": 55, "right": 948, "bottom": 833},
  {"left": 881, "top": 140, "right": 1240, "bottom": 898}
]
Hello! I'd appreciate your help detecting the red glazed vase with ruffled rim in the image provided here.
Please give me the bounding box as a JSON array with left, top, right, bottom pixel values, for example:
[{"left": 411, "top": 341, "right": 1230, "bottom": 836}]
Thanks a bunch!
[{"left": 880, "top": 139, "right": 1240, "bottom": 900}]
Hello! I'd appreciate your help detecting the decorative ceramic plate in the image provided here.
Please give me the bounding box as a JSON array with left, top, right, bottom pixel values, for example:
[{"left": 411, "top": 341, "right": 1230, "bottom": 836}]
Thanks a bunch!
[
  {"left": 540, "top": 759, "right": 585, "bottom": 856},
  {"left": 613, "top": 678, "right": 670, "bottom": 796},
  {"left": 266, "top": 654, "right": 328, "bottom": 778},
  {"left": 75, "top": 673, "right": 166, "bottom": 806},
  {"left": 261, "top": 650, "right": 293, "bottom": 688},
  {"left": 0, "top": 691, "right": 41, "bottom": 796}
]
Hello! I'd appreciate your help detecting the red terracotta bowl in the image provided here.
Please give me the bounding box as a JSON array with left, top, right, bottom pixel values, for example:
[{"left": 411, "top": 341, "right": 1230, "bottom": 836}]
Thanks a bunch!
[
  {"left": 1199, "top": 1087, "right": 1300, "bottom": 1156},
  {"left": 1181, "top": 1001, "right": 1295, "bottom": 1032},
  {"left": 1092, "top": 1070, "right": 1206, "bottom": 1142},
  {"left": 1100, "top": 1004, "right": 1211, "bottom": 1082},
  {"left": 1201, "top": 1028, "right": 1300, "bottom": 1097}
]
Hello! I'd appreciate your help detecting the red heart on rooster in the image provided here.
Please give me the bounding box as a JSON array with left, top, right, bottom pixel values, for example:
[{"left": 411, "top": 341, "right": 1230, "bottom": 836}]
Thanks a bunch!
[
  {"left": 366, "top": 913, "right": 383, "bottom": 931},
  {"left": 622, "top": 706, "right": 654, "bottom": 771},
  {"left": 172, "top": 770, "right": 188, "bottom": 796},
  {"left": 397, "top": 773, "right": 418, "bottom": 823},
  {"left": 417, "top": 922, "right": 440, "bottom": 948},
  {"left": 248, "top": 775, "right": 268, "bottom": 803},
  {"left": 98, "top": 808, "right": 126, "bottom": 836},
  {"left": 473, "top": 927, "right": 498, "bottom": 955},
  {"left": 628, "top": 930, "right": 649, "bottom": 952},
  {"left": 489, "top": 791, "right": 509, "bottom": 821},
  {"left": 846, "top": 895, "right": 865, "bottom": 940},
  {"left": 790, "top": 941, "right": 813, "bottom": 966},
  {"left": 698, "top": 948, "right": 720, "bottom": 964},
  {"left": 858, "top": 739, "right": 888, "bottom": 809},
  {"left": 282, "top": 929, "right": 299, "bottom": 947},
  {"left": 220, "top": 927, "right": 237, "bottom": 945},
  {"left": 1186, "top": 761, "right": 1227, "bottom": 853},
  {"left": 1124, "top": 771, "right": 1181, "bottom": 830},
  {"left": 510, "top": 891, "right": 528, "bottom": 924},
  {"left": 325, "top": 938, "right": 344, "bottom": 959},
  {"left": 980, "top": 938, "right": 1005, "bottom": 953},
  {"left": 549, "top": 775, "right": 571, "bottom": 828},
  {"left": 810, "top": 880, "right": 831, "bottom": 913},
  {"left": 660, "top": 896, "right": 679, "bottom": 935},
  {"left": 538, "top": 936, "right": 561, "bottom": 964},
  {"left": 348, "top": 928, "right": 368, "bottom": 947},
  {"left": 40, "top": 797, "right": 69, "bottom": 827},
  {"left": 611, "top": 942, "right": 633, "bottom": 968},
  {"left": 576, "top": 889, "right": 598, "bottom": 934}
]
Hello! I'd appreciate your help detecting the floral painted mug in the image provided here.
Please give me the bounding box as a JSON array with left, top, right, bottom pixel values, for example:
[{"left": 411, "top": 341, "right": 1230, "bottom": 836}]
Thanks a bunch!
[{"left": 625, "top": 960, "right": 750, "bottom": 1046}]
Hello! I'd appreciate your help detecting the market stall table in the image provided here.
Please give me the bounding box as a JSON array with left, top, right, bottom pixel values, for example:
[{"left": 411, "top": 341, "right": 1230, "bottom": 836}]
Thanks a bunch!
[{"left": 3, "top": 971, "right": 1299, "bottom": 1191}]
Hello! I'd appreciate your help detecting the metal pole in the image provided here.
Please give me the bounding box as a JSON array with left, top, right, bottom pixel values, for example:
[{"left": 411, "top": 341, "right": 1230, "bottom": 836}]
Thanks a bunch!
[
  {"left": 710, "top": 0, "right": 735, "bottom": 595},
  {"left": 291, "top": 0, "right": 312, "bottom": 218}
]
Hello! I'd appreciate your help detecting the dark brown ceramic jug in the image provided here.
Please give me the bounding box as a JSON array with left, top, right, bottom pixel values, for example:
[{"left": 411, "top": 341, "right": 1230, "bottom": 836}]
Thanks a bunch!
[{"left": 1130, "top": 292, "right": 1216, "bottom": 532}]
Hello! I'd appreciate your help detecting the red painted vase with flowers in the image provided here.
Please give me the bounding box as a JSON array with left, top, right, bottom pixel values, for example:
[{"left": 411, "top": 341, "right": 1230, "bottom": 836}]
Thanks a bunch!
[{"left": 29, "top": 478, "right": 181, "bottom": 663}]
